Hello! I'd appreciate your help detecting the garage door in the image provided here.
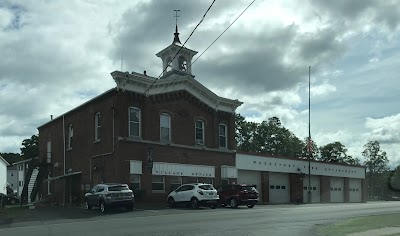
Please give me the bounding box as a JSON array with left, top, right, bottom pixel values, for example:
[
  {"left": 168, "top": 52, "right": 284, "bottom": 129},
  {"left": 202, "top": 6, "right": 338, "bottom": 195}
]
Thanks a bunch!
[
  {"left": 330, "top": 177, "right": 344, "bottom": 202},
  {"left": 349, "top": 178, "right": 362, "bottom": 202},
  {"left": 269, "top": 172, "right": 290, "bottom": 204},
  {"left": 303, "top": 175, "right": 321, "bottom": 203},
  {"left": 237, "top": 170, "right": 262, "bottom": 201}
]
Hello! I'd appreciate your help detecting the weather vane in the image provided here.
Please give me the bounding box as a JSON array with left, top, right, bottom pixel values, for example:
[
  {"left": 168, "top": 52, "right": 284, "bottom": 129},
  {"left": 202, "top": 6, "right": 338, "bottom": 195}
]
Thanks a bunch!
[{"left": 174, "top": 9, "right": 180, "bottom": 27}]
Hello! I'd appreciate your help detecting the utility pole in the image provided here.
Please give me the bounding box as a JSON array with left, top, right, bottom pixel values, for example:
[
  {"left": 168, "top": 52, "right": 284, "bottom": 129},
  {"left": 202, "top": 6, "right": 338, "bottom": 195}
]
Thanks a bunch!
[{"left": 308, "top": 66, "right": 312, "bottom": 204}]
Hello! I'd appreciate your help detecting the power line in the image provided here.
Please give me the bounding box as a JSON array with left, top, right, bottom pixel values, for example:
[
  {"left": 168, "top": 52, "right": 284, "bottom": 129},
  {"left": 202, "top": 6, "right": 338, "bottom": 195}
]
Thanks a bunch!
[
  {"left": 159, "top": 0, "right": 256, "bottom": 94},
  {"left": 144, "top": 0, "right": 217, "bottom": 95}
]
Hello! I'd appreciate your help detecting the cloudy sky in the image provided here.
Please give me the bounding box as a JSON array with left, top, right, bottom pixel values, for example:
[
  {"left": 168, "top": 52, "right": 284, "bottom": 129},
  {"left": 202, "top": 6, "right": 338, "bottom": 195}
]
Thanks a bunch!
[{"left": 1, "top": 0, "right": 400, "bottom": 167}]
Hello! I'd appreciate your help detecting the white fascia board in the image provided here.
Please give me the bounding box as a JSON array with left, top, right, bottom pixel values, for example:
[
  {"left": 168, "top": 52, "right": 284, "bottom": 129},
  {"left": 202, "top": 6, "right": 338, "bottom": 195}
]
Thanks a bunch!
[{"left": 111, "top": 71, "right": 243, "bottom": 113}]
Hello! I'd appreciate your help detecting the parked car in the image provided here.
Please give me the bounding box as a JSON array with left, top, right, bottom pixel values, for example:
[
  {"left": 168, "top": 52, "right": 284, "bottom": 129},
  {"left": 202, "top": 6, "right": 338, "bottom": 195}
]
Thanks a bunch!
[
  {"left": 0, "top": 193, "right": 20, "bottom": 205},
  {"left": 217, "top": 184, "right": 259, "bottom": 208},
  {"left": 84, "top": 183, "right": 134, "bottom": 213},
  {"left": 167, "top": 183, "right": 219, "bottom": 209}
]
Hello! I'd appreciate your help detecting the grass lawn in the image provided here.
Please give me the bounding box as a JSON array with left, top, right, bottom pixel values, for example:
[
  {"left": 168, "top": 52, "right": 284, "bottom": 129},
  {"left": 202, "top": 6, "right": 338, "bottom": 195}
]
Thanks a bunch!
[
  {"left": 317, "top": 213, "right": 400, "bottom": 236},
  {"left": 0, "top": 206, "right": 30, "bottom": 221}
]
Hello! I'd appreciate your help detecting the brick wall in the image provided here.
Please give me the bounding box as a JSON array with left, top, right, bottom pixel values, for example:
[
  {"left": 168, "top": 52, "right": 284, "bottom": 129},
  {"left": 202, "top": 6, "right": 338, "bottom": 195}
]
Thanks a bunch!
[
  {"left": 38, "top": 89, "right": 237, "bottom": 204},
  {"left": 261, "top": 171, "right": 269, "bottom": 203},
  {"left": 320, "top": 176, "right": 330, "bottom": 203},
  {"left": 290, "top": 173, "right": 303, "bottom": 203}
]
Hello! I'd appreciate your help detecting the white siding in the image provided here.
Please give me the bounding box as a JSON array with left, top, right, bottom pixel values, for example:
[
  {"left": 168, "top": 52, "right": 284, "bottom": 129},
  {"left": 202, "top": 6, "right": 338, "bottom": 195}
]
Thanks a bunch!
[
  {"left": 330, "top": 177, "right": 344, "bottom": 202},
  {"left": 236, "top": 154, "right": 365, "bottom": 179},
  {"left": 349, "top": 178, "right": 362, "bottom": 202},
  {"left": 18, "top": 163, "right": 25, "bottom": 196},
  {"left": 237, "top": 170, "right": 262, "bottom": 201},
  {"left": 269, "top": 172, "right": 290, "bottom": 204},
  {"left": 152, "top": 162, "right": 215, "bottom": 178},
  {"left": 7, "top": 168, "right": 18, "bottom": 192},
  {"left": 303, "top": 175, "right": 320, "bottom": 203},
  {"left": 0, "top": 159, "right": 8, "bottom": 194}
]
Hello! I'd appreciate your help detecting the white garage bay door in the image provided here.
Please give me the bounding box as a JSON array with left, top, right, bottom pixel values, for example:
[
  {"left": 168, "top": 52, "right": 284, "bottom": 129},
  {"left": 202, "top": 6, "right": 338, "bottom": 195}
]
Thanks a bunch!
[
  {"left": 237, "top": 170, "right": 262, "bottom": 201},
  {"left": 349, "top": 178, "right": 362, "bottom": 202},
  {"left": 269, "top": 172, "right": 290, "bottom": 204},
  {"left": 303, "top": 175, "right": 321, "bottom": 203},
  {"left": 330, "top": 177, "right": 344, "bottom": 203}
]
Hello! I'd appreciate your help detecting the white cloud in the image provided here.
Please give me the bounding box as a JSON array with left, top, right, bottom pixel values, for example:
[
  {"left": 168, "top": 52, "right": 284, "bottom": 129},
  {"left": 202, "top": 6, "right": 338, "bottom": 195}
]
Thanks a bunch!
[
  {"left": 310, "top": 83, "right": 337, "bottom": 96},
  {"left": 365, "top": 113, "right": 400, "bottom": 144}
]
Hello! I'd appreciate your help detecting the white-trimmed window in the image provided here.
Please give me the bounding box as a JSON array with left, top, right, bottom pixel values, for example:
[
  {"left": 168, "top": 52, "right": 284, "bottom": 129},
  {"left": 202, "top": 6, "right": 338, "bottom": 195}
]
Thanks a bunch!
[
  {"left": 129, "top": 107, "right": 141, "bottom": 138},
  {"left": 160, "top": 113, "right": 171, "bottom": 141},
  {"left": 219, "top": 124, "right": 227, "bottom": 148},
  {"left": 195, "top": 120, "right": 204, "bottom": 145},
  {"left": 152, "top": 176, "right": 165, "bottom": 191},
  {"left": 170, "top": 176, "right": 182, "bottom": 192},
  {"left": 68, "top": 124, "right": 73, "bottom": 149},
  {"left": 129, "top": 174, "right": 141, "bottom": 190},
  {"left": 94, "top": 112, "right": 101, "bottom": 141}
]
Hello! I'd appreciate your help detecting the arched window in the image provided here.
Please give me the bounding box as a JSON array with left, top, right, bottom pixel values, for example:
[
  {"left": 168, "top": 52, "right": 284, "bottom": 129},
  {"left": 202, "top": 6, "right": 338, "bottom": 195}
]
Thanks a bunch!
[
  {"left": 94, "top": 112, "right": 101, "bottom": 141},
  {"left": 178, "top": 56, "right": 187, "bottom": 72},
  {"left": 160, "top": 113, "right": 171, "bottom": 141},
  {"left": 129, "top": 107, "right": 141, "bottom": 138},
  {"left": 166, "top": 56, "right": 172, "bottom": 72}
]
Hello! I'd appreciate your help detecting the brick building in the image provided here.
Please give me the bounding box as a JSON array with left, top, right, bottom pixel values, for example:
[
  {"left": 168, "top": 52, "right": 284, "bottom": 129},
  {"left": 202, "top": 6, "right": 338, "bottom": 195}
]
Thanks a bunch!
[
  {"left": 38, "top": 26, "right": 242, "bottom": 205},
  {"left": 37, "top": 25, "right": 366, "bottom": 206}
]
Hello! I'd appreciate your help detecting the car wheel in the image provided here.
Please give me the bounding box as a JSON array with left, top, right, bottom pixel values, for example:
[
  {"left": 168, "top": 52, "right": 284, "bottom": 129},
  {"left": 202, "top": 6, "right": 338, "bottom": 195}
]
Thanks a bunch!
[
  {"left": 85, "top": 199, "right": 92, "bottom": 210},
  {"left": 100, "top": 201, "right": 107, "bottom": 213},
  {"left": 229, "top": 198, "right": 239, "bottom": 208},
  {"left": 190, "top": 198, "right": 199, "bottom": 209},
  {"left": 126, "top": 204, "right": 134, "bottom": 211},
  {"left": 168, "top": 197, "right": 175, "bottom": 208},
  {"left": 247, "top": 204, "right": 255, "bottom": 208},
  {"left": 210, "top": 204, "right": 216, "bottom": 209}
]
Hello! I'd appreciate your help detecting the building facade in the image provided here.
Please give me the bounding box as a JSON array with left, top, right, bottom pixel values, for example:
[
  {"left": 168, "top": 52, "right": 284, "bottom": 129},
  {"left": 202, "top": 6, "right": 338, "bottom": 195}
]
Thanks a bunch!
[
  {"left": 0, "top": 155, "right": 10, "bottom": 194},
  {"left": 234, "top": 152, "right": 367, "bottom": 204},
  {"left": 37, "top": 25, "right": 367, "bottom": 206},
  {"left": 7, "top": 158, "right": 32, "bottom": 197},
  {"left": 38, "top": 26, "right": 242, "bottom": 205}
]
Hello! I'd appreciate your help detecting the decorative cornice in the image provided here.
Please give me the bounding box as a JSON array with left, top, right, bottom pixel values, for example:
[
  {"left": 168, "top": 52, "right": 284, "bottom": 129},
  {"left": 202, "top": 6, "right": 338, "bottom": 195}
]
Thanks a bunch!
[{"left": 111, "top": 70, "right": 243, "bottom": 113}]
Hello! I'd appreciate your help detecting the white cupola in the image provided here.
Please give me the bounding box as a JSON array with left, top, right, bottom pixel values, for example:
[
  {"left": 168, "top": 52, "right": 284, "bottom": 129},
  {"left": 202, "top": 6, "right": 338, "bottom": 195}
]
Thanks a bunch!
[{"left": 156, "top": 24, "right": 198, "bottom": 78}]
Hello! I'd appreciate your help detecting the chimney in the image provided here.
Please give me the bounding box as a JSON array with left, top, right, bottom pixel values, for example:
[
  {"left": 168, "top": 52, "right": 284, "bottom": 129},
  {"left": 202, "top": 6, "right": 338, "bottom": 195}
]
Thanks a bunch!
[
  {"left": 50, "top": 115, "right": 53, "bottom": 120},
  {"left": 144, "top": 71, "right": 147, "bottom": 76}
]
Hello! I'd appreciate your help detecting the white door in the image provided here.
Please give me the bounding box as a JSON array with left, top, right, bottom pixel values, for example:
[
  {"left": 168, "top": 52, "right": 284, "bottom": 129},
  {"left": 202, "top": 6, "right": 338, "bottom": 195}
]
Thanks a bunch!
[
  {"left": 237, "top": 170, "right": 262, "bottom": 201},
  {"left": 269, "top": 172, "right": 290, "bottom": 204},
  {"left": 349, "top": 179, "right": 362, "bottom": 202},
  {"left": 303, "top": 175, "right": 321, "bottom": 203},
  {"left": 330, "top": 177, "right": 344, "bottom": 202}
]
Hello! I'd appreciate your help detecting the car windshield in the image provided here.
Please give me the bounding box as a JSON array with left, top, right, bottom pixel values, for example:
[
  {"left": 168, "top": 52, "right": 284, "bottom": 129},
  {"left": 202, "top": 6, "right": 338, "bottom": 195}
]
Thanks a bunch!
[
  {"left": 199, "top": 185, "right": 214, "bottom": 190},
  {"left": 240, "top": 186, "right": 257, "bottom": 192},
  {"left": 108, "top": 186, "right": 129, "bottom": 191}
]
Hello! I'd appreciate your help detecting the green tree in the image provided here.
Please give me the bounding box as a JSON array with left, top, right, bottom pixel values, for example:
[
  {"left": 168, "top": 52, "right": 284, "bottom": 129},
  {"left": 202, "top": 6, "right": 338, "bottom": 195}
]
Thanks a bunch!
[
  {"left": 389, "top": 165, "right": 400, "bottom": 192},
  {"left": 20, "top": 134, "right": 39, "bottom": 159},
  {"left": 0, "top": 152, "right": 23, "bottom": 165},
  {"left": 235, "top": 115, "right": 304, "bottom": 158},
  {"left": 235, "top": 114, "right": 258, "bottom": 152},
  {"left": 362, "top": 140, "right": 389, "bottom": 197},
  {"left": 319, "top": 142, "right": 348, "bottom": 163}
]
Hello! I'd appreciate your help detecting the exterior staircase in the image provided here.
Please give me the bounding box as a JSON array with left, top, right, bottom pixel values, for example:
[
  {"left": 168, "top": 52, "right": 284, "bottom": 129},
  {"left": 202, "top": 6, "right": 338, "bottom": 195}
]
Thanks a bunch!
[{"left": 27, "top": 168, "right": 39, "bottom": 204}]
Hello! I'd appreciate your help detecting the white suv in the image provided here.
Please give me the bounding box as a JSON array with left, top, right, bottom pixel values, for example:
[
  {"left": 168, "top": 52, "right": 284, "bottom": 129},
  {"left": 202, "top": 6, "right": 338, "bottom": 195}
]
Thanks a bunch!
[{"left": 167, "top": 183, "right": 219, "bottom": 209}]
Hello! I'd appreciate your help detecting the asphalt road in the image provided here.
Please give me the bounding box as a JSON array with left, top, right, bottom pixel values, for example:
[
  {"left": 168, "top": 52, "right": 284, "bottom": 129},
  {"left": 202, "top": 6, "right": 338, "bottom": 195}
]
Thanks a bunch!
[{"left": 1, "top": 202, "right": 400, "bottom": 236}]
